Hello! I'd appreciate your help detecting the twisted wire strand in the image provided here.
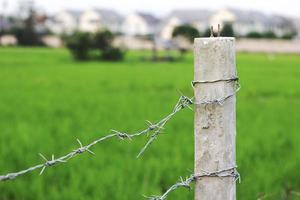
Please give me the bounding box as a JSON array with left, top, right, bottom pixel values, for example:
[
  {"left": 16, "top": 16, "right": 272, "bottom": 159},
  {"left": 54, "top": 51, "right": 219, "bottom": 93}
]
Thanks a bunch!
[
  {"left": 193, "top": 77, "right": 240, "bottom": 105},
  {"left": 0, "top": 95, "right": 193, "bottom": 182},
  {"left": 147, "top": 167, "right": 240, "bottom": 200},
  {"left": 192, "top": 77, "right": 239, "bottom": 87}
]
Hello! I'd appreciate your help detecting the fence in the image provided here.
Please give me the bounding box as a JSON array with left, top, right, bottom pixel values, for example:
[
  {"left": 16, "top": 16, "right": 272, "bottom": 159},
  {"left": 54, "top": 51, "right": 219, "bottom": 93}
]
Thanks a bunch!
[{"left": 0, "top": 34, "right": 240, "bottom": 200}]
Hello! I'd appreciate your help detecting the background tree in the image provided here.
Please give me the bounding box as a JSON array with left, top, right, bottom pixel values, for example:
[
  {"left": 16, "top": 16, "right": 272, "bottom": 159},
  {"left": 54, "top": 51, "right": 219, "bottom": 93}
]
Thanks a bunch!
[
  {"left": 101, "top": 47, "right": 124, "bottom": 61},
  {"left": 221, "top": 23, "right": 235, "bottom": 37},
  {"left": 172, "top": 24, "right": 200, "bottom": 58},
  {"left": 203, "top": 26, "right": 219, "bottom": 37},
  {"left": 142, "top": 34, "right": 158, "bottom": 61},
  {"left": 246, "top": 31, "right": 263, "bottom": 38},
  {"left": 93, "top": 30, "right": 114, "bottom": 51},
  {"left": 66, "top": 30, "right": 124, "bottom": 61},
  {"left": 203, "top": 28, "right": 211, "bottom": 37},
  {"left": 93, "top": 30, "right": 124, "bottom": 61},
  {"left": 172, "top": 24, "right": 200, "bottom": 43},
  {"left": 263, "top": 31, "right": 277, "bottom": 39},
  {"left": 66, "top": 32, "right": 92, "bottom": 60},
  {"left": 281, "top": 31, "right": 298, "bottom": 40},
  {"left": 11, "top": 1, "right": 41, "bottom": 46},
  {"left": 246, "top": 30, "right": 281, "bottom": 39}
]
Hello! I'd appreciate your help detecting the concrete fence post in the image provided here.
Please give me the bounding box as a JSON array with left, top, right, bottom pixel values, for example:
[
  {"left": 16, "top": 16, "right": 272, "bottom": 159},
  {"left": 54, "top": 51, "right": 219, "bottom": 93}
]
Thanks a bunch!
[{"left": 194, "top": 37, "right": 237, "bottom": 200}]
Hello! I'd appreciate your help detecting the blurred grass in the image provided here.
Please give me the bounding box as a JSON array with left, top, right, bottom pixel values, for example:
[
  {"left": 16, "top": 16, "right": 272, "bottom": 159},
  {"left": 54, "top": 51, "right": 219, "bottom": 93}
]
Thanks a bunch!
[{"left": 0, "top": 47, "right": 300, "bottom": 200}]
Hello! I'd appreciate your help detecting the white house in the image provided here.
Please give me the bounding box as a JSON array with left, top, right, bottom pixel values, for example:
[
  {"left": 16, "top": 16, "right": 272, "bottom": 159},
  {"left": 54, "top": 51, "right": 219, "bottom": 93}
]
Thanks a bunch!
[
  {"left": 268, "top": 15, "right": 296, "bottom": 36},
  {"left": 122, "top": 12, "right": 160, "bottom": 36},
  {"left": 160, "top": 8, "right": 296, "bottom": 40},
  {"left": 209, "top": 9, "right": 235, "bottom": 28},
  {"left": 47, "top": 10, "right": 82, "bottom": 35},
  {"left": 216, "top": 8, "right": 296, "bottom": 36},
  {"left": 79, "top": 9, "right": 122, "bottom": 33},
  {"left": 160, "top": 10, "right": 212, "bottom": 40},
  {"left": 159, "top": 17, "right": 181, "bottom": 41},
  {"left": 293, "top": 19, "right": 300, "bottom": 39},
  {"left": 226, "top": 9, "right": 269, "bottom": 35}
]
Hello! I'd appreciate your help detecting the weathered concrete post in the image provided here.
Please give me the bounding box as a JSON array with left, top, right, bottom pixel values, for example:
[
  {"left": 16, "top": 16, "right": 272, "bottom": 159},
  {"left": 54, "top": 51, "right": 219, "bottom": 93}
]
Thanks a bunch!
[{"left": 194, "top": 37, "right": 237, "bottom": 200}]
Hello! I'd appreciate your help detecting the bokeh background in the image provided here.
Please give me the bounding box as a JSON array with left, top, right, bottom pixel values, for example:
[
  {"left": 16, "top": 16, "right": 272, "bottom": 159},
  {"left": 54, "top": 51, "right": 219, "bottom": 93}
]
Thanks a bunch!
[{"left": 1, "top": 0, "right": 300, "bottom": 199}]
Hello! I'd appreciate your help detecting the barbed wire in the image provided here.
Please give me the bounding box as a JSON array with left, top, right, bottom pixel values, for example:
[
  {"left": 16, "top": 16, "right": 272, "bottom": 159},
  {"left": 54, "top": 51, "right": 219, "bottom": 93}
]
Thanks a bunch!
[
  {"left": 0, "top": 76, "right": 240, "bottom": 200},
  {"left": 0, "top": 95, "right": 193, "bottom": 182},
  {"left": 147, "top": 166, "right": 240, "bottom": 200},
  {"left": 192, "top": 76, "right": 240, "bottom": 106},
  {"left": 192, "top": 77, "right": 239, "bottom": 86},
  {"left": 146, "top": 77, "right": 240, "bottom": 199}
]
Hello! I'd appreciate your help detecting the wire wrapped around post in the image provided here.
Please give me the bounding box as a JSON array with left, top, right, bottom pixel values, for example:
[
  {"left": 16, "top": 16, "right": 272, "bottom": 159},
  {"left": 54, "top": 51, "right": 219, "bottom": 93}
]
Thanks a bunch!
[{"left": 194, "top": 37, "right": 238, "bottom": 200}]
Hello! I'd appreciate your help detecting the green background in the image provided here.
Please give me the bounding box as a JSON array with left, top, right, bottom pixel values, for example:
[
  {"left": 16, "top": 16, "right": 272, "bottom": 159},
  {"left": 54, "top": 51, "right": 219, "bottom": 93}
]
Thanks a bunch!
[{"left": 0, "top": 48, "right": 300, "bottom": 199}]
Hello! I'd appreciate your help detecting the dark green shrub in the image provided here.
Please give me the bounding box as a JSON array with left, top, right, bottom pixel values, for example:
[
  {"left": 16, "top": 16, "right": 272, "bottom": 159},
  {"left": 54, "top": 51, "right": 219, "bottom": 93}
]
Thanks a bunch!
[
  {"left": 246, "top": 31, "right": 278, "bottom": 39},
  {"left": 202, "top": 27, "right": 217, "bottom": 37},
  {"left": 263, "top": 31, "right": 277, "bottom": 39},
  {"left": 66, "top": 32, "right": 92, "bottom": 60},
  {"left": 281, "top": 32, "right": 297, "bottom": 40},
  {"left": 11, "top": 26, "right": 43, "bottom": 46},
  {"left": 172, "top": 24, "right": 200, "bottom": 42},
  {"left": 101, "top": 47, "right": 124, "bottom": 61},
  {"left": 65, "top": 30, "right": 124, "bottom": 61},
  {"left": 93, "top": 30, "right": 114, "bottom": 51},
  {"left": 246, "top": 31, "right": 263, "bottom": 38},
  {"left": 221, "top": 23, "right": 235, "bottom": 37}
]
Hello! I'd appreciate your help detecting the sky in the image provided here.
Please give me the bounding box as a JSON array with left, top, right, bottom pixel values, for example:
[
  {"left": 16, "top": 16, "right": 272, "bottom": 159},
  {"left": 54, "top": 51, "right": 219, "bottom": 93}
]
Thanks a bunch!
[{"left": 1, "top": 0, "right": 300, "bottom": 18}]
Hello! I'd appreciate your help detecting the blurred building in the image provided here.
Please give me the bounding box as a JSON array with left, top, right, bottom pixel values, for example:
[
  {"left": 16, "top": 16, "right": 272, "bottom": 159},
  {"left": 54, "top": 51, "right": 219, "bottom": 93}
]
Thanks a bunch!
[
  {"left": 34, "top": 14, "right": 49, "bottom": 34},
  {"left": 79, "top": 9, "right": 122, "bottom": 33},
  {"left": 223, "top": 8, "right": 296, "bottom": 36},
  {"left": 210, "top": 9, "right": 235, "bottom": 28},
  {"left": 45, "top": 8, "right": 297, "bottom": 39},
  {"left": 160, "top": 9, "right": 212, "bottom": 40},
  {"left": 122, "top": 12, "right": 160, "bottom": 36},
  {"left": 160, "top": 8, "right": 297, "bottom": 40},
  {"left": 30, "top": 6, "right": 299, "bottom": 50},
  {"left": 47, "top": 10, "right": 82, "bottom": 35},
  {"left": 292, "top": 19, "right": 300, "bottom": 39}
]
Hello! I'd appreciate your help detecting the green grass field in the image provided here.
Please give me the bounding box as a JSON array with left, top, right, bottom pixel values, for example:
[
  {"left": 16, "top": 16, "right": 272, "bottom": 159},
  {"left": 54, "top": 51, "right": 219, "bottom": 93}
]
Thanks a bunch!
[{"left": 0, "top": 47, "right": 300, "bottom": 200}]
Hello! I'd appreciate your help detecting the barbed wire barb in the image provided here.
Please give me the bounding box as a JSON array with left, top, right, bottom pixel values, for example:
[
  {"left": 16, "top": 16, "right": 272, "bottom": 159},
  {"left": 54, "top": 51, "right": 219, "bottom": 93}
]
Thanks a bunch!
[{"left": 137, "top": 95, "right": 193, "bottom": 158}]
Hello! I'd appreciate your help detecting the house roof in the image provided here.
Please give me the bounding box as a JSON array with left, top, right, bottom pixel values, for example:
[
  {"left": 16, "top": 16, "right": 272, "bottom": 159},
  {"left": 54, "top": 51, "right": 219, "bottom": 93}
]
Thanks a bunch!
[
  {"left": 269, "top": 15, "right": 295, "bottom": 29},
  {"left": 93, "top": 9, "right": 123, "bottom": 24},
  {"left": 137, "top": 12, "right": 160, "bottom": 25},
  {"left": 166, "top": 9, "right": 213, "bottom": 23},
  {"left": 64, "top": 10, "right": 83, "bottom": 19},
  {"left": 46, "top": 10, "right": 82, "bottom": 24},
  {"left": 228, "top": 8, "right": 294, "bottom": 29},
  {"left": 165, "top": 8, "right": 295, "bottom": 30},
  {"left": 227, "top": 8, "right": 265, "bottom": 24}
]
